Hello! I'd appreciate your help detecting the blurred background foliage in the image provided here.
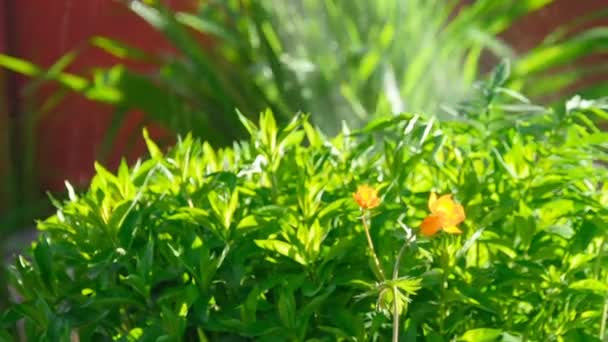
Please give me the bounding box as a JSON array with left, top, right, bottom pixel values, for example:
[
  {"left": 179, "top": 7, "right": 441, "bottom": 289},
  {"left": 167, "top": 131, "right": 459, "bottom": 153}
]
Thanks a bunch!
[
  {"left": 3, "top": 0, "right": 608, "bottom": 141},
  {"left": 1, "top": 0, "right": 608, "bottom": 272}
]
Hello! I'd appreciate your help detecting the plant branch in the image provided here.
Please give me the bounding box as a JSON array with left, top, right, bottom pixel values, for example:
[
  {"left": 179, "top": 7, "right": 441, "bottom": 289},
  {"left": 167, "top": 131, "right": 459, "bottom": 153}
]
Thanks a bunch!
[
  {"left": 597, "top": 237, "right": 607, "bottom": 340},
  {"left": 439, "top": 236, "right": 450, "bottom": 335},
  {"left": 392, "top": 285, "right": 400, "bottom": 342},
  {"left": 601, "top": 284, "right": 608, "bottom": 342},
  {"left": 392, "top": 241, "right": 409, "bottom": 342},
  {"left": 360, "top": 210, "right": 385, "bottom": 281}
]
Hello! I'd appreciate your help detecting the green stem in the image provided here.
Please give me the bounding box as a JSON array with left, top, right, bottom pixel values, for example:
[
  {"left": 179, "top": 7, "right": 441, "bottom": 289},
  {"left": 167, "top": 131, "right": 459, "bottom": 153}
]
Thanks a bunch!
[
  {"left": 597, "top": 237, "right": 607, "bottom": 340},
  {"left": 392, "top": 241, "right": 409, "bottom": 342},
  {"left": 601, "top": 287, "right": 608, "bottom": 342},
  {"left": 392, "top": 285, "right": 400, "bottom": 342},
  {"left": 439, "top": 236, "right": 450, "bottom": 335},
  {"left": 595, "top": 236, "right": 605, "bottom": 282},
  {"left": 360, "top": 210, "right": 385, "bottom": 281}
]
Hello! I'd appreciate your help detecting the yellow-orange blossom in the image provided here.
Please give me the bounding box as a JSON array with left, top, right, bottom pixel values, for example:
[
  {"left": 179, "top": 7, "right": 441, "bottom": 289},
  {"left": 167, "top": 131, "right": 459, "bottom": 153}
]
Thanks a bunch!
[
  {"left": 420, "top": 192, "right": 465, "bottom": 236},
  {"left": 353, "top": 185, "right": 381, "bottom": 210}
]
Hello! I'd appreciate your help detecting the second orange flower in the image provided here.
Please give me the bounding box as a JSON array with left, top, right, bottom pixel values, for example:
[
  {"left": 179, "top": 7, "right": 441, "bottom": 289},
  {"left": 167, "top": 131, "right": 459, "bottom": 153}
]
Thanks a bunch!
[{"left": 420, "top": 192, "right": 465, "bottom": 236}]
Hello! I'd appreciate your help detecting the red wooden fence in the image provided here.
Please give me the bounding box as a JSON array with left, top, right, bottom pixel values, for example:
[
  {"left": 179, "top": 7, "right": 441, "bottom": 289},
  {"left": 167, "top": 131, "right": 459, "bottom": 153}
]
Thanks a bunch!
[
  {"left": 3, "top": 0, "right": 195, "bottom": 192},
  {"left": 0, "top": 0, "right": 9, "bottom": 209}
]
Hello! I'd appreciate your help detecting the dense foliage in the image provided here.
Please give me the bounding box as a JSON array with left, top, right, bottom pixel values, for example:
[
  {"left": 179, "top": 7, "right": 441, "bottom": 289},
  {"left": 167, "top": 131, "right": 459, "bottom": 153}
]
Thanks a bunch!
[{"left": 2, "top": 72, "right": 608, "bottom": 341}]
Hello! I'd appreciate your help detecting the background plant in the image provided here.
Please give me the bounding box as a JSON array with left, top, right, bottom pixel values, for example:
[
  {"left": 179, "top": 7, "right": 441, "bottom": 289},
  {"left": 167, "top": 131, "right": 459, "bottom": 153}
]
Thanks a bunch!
[
  {"left": 2, "top": 66, "right": 608, "bottom": 340},
  {"left": 2, "top": 0, "right": 608, "bottom": 139}
]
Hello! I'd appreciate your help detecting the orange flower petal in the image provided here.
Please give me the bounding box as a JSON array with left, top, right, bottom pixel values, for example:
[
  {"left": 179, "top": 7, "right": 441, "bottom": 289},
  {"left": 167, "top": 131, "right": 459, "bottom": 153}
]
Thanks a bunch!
[
  {"left": 445, "top": 202, "right": 465, "bottom": 227},
  {"left": 443, "top": 225, "right": 462, "bottom": 234},
  {"left": 353, "top": 185, "right": 380, "bottom": 209},
  {"left": 423, "top": 192, "right": 466, "bottom": 236},
  {"left": 456, "top": 202, "right": 466, "bottom": 221},
  {"left": 431, "top": 194, "right": 456, "bottom": 216},
  {"left": 428, "top": 192, "right": 438, "bottom": 212},
  {"left": 420, "top": 215, "right": 443, "bottom": 236}
]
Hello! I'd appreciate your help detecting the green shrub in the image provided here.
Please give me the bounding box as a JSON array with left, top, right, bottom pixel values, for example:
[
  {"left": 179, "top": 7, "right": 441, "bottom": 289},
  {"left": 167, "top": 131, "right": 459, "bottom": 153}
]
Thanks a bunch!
[{"left": 2, "top": 75, "right": 608, "bottom": 340}]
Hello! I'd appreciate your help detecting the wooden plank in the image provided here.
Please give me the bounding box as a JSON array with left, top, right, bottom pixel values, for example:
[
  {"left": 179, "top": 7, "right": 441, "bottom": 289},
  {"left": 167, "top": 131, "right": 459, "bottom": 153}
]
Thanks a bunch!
[{"left": 0, "top": 0, "right": 9, "bottom": 211}]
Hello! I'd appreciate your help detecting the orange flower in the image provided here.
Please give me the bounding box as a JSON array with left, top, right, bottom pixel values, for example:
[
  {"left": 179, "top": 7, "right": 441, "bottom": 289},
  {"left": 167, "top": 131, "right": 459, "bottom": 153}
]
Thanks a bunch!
[
  {"left": 420, "top": 192, "right": 465, "bottom": 236},
  {"left": 353, "top": 185, "right": 380, "bottom": 209}
]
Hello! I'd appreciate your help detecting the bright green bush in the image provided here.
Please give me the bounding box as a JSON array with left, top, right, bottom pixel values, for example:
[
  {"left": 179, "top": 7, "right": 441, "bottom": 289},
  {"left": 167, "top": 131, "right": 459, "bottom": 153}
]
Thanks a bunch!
[{"left": 2, "top": 73, "right": 608, "bottom": 341}]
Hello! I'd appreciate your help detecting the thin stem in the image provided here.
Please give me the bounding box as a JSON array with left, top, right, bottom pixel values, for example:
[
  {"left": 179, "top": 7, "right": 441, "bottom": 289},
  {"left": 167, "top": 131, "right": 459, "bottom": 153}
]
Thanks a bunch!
[
  {"left": 360, "top": 210, "right": 385, "bottom": 281},
  {"left": 595, "top": 236, "right": 605, "bottom": 282},
  {"left": 600, "top": 291, "right": 608, "bottom": 342},
  {"left": 392, "top": 241, "right": 409, "bottom": 342},
  {"left": 392, "top": 242, "right": 409, "bottom": 285},
  {"left": 597, "top": 237, "right": 607, "bottom": 340},
  {"left": 392, "top": 285, "right": 400, "bottom": 342},
  {"left": 439, "top": 236, "right": 449, "bottom": 335}
]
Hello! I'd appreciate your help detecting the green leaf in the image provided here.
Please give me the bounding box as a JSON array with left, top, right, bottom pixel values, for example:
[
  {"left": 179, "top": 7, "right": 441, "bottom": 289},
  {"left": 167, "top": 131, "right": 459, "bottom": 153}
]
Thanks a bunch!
[
  {"left": 91, "top": 36, "right": 149, "bottom": 61},
  {"left": 0, "top": 53, "right": 121, "bottom": 102},
  {"left": 255, "top": 239, "right": 307, "bottom": 265},
  {"left": 223, "top": 190, "right": 239, "bottom": 229},
  {"left": 33, "top": 238, "right": 55, "bottom": 295},
  {"left": 569, "top": 279, "right": 608, "bottom": 294},
  {"left": 8, "top": 302, "right": 47, "bottom": 328},
  {"left": 317, "top": 198, "right": 351, "bottom": 220},
  {"left": 143, "top": 127, "right": 163, "bottom": 159},
  {"left": 394, "top": 278, "right": 422, "bottom": 296},
  {"left": 278, "top": 287, "right": 296, "bottom": 329},
  {"left": 490, "top": 59, "right": 511, "bottom": 89},
  {"left": 120, "top": 274, "right": 150, "bottom": 300},
  {"left": 260, "top": 109, "right": 278, "bottom": 150},
  {"left": 236, "top": 108, "right": 258, "bottom": 136},
  {"left": 64, "top": 181, "right": 78, "bottom": 202},
  {"left": 459, "top": 328, "right": 502, "bottom": 342},
  {"left": 514, "top": 27, "right": 608, "bottom": 77}
]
